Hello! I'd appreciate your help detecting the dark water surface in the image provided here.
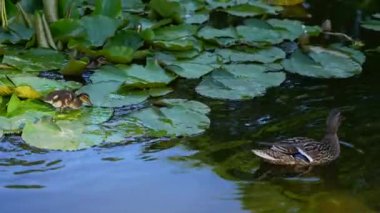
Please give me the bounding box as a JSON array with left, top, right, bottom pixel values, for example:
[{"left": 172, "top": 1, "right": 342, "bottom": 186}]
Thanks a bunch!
[{"left": 1, "top": 1, "right": 380, "bottom": 213}]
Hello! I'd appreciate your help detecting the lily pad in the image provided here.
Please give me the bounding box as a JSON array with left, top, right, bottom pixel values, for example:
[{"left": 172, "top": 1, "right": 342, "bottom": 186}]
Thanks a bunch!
[
  {"left": 22, "top": 119, "right": 106, "bottom": 151},
  {"left": 2, "top": 49, "right": 66, "bottom": 72},
  {"left": 283, "top": 47, "right": 363, "bottom": 78},
  {"left": 91, "top": 59, "right": 176, "bottom": 87},
  {"left": 197, "top": 26, "right": 238, "bottom": 46},
  {"left": 9, "top": 75, "right": 82, "bottom": 96},
  {"left": 149, "top": 0, "right": 183, "bottom": 23},
  {"left": 55, "top": 107, "right": 114, "bottom": 125},
  {"left": 0, "top": 96, "right": 54, "bottom": 133},
  {"left": 163, "top": 52, "right": 221, "bottom": 79},
  {"left": 79, "top": 15, "right": 121, "bottom": 47},
  {"left": 128, "top": 99, "right": 210, "bottom": 136},
  {"left": 216, "top": 46, "right": 286, "bottom": 63},
  {"left": 225, "top": 2, "right": 282, "bottom": 17},
  {"left": 196, "top": 64, "right": 286, "bottom": 100},
  {"left": 77, "top": 81, "right": 148, "bottom": 107}
]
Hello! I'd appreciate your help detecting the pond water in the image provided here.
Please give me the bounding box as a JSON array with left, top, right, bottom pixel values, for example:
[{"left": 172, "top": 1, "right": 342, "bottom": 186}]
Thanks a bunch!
[{"left": 1, "top": 1, "right": 380, "bottom": 213}]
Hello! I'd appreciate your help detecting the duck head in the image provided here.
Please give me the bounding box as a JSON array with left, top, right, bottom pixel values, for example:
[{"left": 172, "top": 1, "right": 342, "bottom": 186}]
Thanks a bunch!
[{"left": 326, "top": 109, "right": 342, "bottom": 134}]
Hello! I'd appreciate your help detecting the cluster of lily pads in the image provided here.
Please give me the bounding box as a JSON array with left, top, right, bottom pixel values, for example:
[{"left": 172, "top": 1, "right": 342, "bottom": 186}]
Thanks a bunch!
[{"left": 0, "top": 0, "right": 367, "bottom": 150}]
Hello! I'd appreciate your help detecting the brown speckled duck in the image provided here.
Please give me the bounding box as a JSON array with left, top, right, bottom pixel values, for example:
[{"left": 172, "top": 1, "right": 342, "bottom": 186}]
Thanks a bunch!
[
  {"left": 43, "top": 90, "right": 92, "bottom": 111},
  {"left": 252, "top": 109, "right": 342, "bottom": 166}
]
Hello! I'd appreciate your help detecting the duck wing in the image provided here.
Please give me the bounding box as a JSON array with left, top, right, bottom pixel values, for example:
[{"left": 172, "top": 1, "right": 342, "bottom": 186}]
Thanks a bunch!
[{"left": 253, "top": 137, "right": 320, "bottom": 164}]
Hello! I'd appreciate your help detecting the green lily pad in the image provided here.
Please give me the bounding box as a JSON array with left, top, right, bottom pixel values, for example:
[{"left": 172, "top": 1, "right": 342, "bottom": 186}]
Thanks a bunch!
[
  {"left": 361, "top": 18, "right": 380, "bottom": 31},
  {"left": 100, "top": 46, "right": 135, "bottom": 64},
  {"left": 0, "top": 96, "right": 54, "bottom": 133},
  {"left": 0, "top": 21, "right": 34, "bottom": 44},
  {"left": 91, "top": 59, "right": 176, "bottom": 87},
  {"left": 237, "top": 18, "right": 304, "bottom": 45},
  {"left": 154, "top": 24, "right": 197, "bottom": 41},
  {"left": 50, "top": 19, "right": 86, "bottom": 42},
  {"left": 197, "top": 26, "right": 238, "bottom": 46},
  {"left": 149, "top": 0, "right": 183, "bottom": 23},
  {"left": 22, "top": 119, "right": 106, "bottom": 151},
  {"left": 79, "top": 15, "right": 121, "bottom": 47},
  {"left": 128, "top": 99, "right": 210, "bottom": 136},
  {"left": 122, "top": 0, "right": 145, "bottom": 13},
  {"left": 196, "top": 64, "right": 286, "bottom": 100},
  {"left": 9, "top": 76, "right": 82, "bottom": 96},
  {"left": 77, "top": 81, "right": 148, "bottom": 107},
  {"left": 225, "top": 2, "right": 282, "bottom": 17},
  {"left": 163, "top": 52, "right": 221, "bottom": 79},
  {"left": 2, "top": 49, "right": 66, "bottom": 72},
  {"left": 55, "top": 107, "right": 114, "bottom": 125},
  {"left": 283, "top": 47, "right": 363, "bottom": 78},
  {"left": 93, "top": 0, "right": 122, "bottom": 18},
  {"left": 216, "top": 47, "right": 285, "bottom": 63}
]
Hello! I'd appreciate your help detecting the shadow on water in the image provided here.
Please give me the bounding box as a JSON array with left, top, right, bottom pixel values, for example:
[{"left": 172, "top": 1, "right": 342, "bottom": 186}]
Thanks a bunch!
[{"left": 1, "top": 1, "right": 380, "bottom": 213}]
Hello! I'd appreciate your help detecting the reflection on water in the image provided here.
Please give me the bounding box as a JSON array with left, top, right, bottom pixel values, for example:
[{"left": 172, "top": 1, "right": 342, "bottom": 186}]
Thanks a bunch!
[{"left": 2, "top": 2, "right": 380, "bottom": 213}]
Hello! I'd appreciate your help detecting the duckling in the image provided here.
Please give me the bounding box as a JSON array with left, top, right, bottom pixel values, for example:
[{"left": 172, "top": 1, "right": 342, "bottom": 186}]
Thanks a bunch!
[
  {"left": 43, "top": 90, "right": 92, "bottom": 111},
  {"left": 252, "top": 109, "right": 342, "bottom": 166}
]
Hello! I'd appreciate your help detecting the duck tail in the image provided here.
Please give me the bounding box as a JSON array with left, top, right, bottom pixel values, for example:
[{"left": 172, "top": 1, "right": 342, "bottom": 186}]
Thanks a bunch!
[{"left": 252, "top": 149, "right": 277, "bottom": 161}]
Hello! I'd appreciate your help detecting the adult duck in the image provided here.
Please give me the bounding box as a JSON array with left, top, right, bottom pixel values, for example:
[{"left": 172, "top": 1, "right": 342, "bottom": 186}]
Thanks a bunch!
[{"left": 252, "top": 109, "right": 342, "bottom": 166}]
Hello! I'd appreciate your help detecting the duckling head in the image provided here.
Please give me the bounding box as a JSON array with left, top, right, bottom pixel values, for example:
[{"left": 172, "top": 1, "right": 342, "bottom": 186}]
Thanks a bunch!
[{"left": 77, "top": 93, "right": 93, "bottom": 106}]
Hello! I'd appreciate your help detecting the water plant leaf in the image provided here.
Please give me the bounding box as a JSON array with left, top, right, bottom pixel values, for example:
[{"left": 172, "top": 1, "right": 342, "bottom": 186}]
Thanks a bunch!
[
  {"left": 22, "top": 119, "right": 106, "bottom": 151},
  {"left": 77, "top": 81, "right": 148, "bottom": 107},
  {"left": 237, "top": 18, "right": 304, "bottom": 45},
  {"left": 91, "top": 59, "right": 176, "bottom": 87},
  {"left": 196, "top": 64, "right": 286, "bottom": 100},
  {"left": 149, "top": 0, "right": 183, "bottom": 23},
  {"left": 283, "top": 47, "right": 363, "bottom": 78},
  {"left": 225, "top": 3, "right": 282, "bottom": 17},
  {"left": 0, "top": 77, "right": 14, "bottom": 96},
  {"left": 163, "top": 52, "right": 221, "bottom": 79},
  {"left": 55, "top": 107, "right": 114, "bottom": 125},
  {"left": 128, "top": 99, "right": 210, "bottom": 136},
  {"left": 2, "top": 49, "right": 66, "bottom": 72},
  {"left": 197, "top": 26, "right": 238, "bottom": 46},
  {"left": 216, "top": 47, "right": 286, "bottom": 63},
  {"left": 50, "top": 19, "right": 86, "bottom": 42},
  {"left": 93, "top": 0, "right": 122, "bottom": 18},
  {"left": 9, "top": 76, "right": 82, "bottom": 96},
  {"left": 122, "top": 0, "right": 145, "bottom": 13},
  {"left": 361, "top": 18, "right": 380, "bottom": 31},
  {"left": 79, "top": 15, "right": 121, "bottom": 47}
]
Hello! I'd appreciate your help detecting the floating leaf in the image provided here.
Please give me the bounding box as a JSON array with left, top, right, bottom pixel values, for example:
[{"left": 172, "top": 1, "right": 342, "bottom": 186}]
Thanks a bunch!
[
  {"left": 196, "top": 64, "right": 286, "bottom": 100},
  {"left": 0, "top": 77, "right": 14, "bottom": 96},
  {"left": 93, "top": 0, "right": 122, "bottom": 18},
  {"left": 14, "top": 85, "right": 41, "bottom": 99},
  {"left": 197, "top": 26, "right": 238, "bottom": 46},
  {"left": 59, "top": 58, "right": 89, "bottom": 76},
  {"left": 149, "top": 0, "right": 183, "bottom": 23},
  {"left": 9, "top": 76, "right": 82, "bottom": 95},
  {"left": 77, "top": 81, "right": 148, "bottom": 107},
  {"left": 225, "top": 3, "right": 282, "bottom": 17},
  {"left": 361, "top": 18, "right": 380, "bottom": 31},
  {"left": 163, "top": 52, "right": 221, "bottom": 79},
  {"left": 2, "top": 49, "right": 66, "bottom": 72},
  {"left": 55, "top": 107, "right": 114, "bottom": 125},
  {"left": 50, "top": 19, "right": 86, "bottom": 42},
  {"left": 216, "top": 47, "right": 286, "bottom": 63},
  {"left": 79, "top": 15, "right": 121, "bottom": 47},
  {"left": 128, "top": 99, "right": 210, "bottom": 136},
  {"left": 283, "top": 47, "right": 363, "bottom": 78},
  {"left": 91, "top": 59, "right": 176, "bottom": 87},
  {"left": 237, "top": 18, "right": 304, "bottom": 45},
  {"left": 22, "top": 119, "right": 106, "bottom": 151}
]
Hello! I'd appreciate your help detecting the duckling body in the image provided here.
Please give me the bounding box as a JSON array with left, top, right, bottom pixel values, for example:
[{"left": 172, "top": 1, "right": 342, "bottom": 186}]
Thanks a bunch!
[
  {"left": 252, "top": 109, "right": 342, "bottom": 166},
  {"left": 43, "top": 90, "right": 92, "bottom": 111}
]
